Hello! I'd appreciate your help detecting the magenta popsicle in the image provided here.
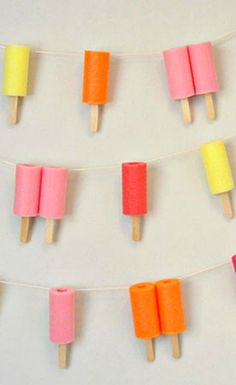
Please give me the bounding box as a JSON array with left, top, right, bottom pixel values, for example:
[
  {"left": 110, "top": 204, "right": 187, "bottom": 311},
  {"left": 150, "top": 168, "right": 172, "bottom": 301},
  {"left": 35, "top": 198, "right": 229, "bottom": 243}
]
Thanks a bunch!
[
  {"left": 39, "top": 167, "right": 68, "bottom": 244},
  {"left": 14, "top": 164, "right": 42, "bottom": 242},
  {"left": 163, "top": 46, "right": 194, "bottom": 123},
  {"left": 50, "top": 288, "right": 76, "bottom": 368},
  {"left": 188, "top": 42, "right": 219, "bottom": 119}
]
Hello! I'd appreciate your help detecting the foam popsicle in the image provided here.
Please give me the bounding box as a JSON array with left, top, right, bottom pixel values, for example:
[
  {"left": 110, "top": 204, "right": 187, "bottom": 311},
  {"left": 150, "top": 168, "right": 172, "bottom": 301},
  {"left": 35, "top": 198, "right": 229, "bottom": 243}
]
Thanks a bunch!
[
  {"left": 232, "top": 255, "right": 236, "bottom": 273},
  {"left": 122, "top": 162, "right": 147, "bottom": 241},
  {"left": 14, "top": 164, "right": 42, "bottom": 242},
  {"left": 156, "top": 279, "right": 185, "bottom": 358},
  {"left": 39, "top": 167, "right": 68, "bottom": 244},
  {"left": 82, "top": 50, "right": 110, "bottom": 132},
  {"left": 50, "top": 288, "right": 76, "bottom": 368},
  {"left": 200, "top": 140, "right": 234, "bottom": 218},
  {"left": 129, "top": 283, "right": 160, "bottom": 361},
  {"left": 188, "top": 42, "right": 219, "bottom": 120},
  {"left": 3, "top": 45, "right": 30, "bottom": 124},
  {"left": 163, "top": 46, "right": 195, "bottom": 123}
]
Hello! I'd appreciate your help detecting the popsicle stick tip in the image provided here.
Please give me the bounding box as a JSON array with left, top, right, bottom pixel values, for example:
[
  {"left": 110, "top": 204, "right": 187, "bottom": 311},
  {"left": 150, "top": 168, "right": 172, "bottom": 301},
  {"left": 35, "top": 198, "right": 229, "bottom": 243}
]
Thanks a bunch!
[
  {"left": 10, "top": 96, "right": 19, "bottom": 124},
  {"left": 20, "top": 216, "right": 30, "bottom": 243},
  {"left": 220, "top": 192, "right": 234, "bottom": 219},
  {"left": 205, "top": 93, "right": 216, "bottom": 120},
  {"left": 145, "top": 339, "right": 155, "bottom": 362},
  {"left": 171, "top": 334, "right": 181, "bottom": 359},
  {"left": 58, "top": 344, "right": 67, "bottom": 369},
  {"left": 181, "top": 98, "right": 192, "bottom": 124},
  {"left": 132, "top": 216, "right": 141, "bottom": 241},
  {"left": 45, "top": 219, "right": 55, "bottom": 244},
  {"left": 90, "top": 104, "right": 99, "bottom": 132}
]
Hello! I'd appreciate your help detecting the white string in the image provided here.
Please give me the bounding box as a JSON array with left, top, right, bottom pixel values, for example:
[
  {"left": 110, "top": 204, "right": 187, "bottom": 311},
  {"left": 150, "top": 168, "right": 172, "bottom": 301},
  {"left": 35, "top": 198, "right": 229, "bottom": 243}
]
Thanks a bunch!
[
  {"left": 0, "top": 28, "right": 236, "bottom": 58},
  {"left": 0, "top": 259, "right": 230, "bottom": 292},
  {"left": 1, "top": 132, "right": 236, "bottom": 172}
]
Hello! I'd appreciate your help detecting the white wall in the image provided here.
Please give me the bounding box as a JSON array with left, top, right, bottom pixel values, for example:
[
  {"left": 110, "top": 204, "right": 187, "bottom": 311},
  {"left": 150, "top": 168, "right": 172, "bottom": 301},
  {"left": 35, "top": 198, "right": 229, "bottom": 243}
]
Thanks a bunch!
[{"left": 0, "top": 1, "right": 236, "bottom": 384}]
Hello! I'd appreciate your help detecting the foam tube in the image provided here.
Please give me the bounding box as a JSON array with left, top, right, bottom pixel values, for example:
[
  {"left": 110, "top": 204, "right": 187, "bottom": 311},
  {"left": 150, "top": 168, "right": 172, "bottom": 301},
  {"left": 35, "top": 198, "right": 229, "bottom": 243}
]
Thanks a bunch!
[
  {"left": 163, "top": 46, "right": 195, "bottom": 100},
  {"left": 50, "top": 287, "right": 76, "bottom": 368},
  {"left": 3, "top": 45, "right": 30, "bottom": 96},
  {"left": 188, "top": 42, "right": 219, "bottom": 95},
  {"left": 122, "top": 162, "right": 147, "bottom": 216},
  {"left": 129, "top": 282, "right": 160, "bottom": 361},
  {"left": 39, "top": 167, "right": 68, "bottom": 219},
  {"left": 14, "top": 164, "right": 42, "bottom": 217}
]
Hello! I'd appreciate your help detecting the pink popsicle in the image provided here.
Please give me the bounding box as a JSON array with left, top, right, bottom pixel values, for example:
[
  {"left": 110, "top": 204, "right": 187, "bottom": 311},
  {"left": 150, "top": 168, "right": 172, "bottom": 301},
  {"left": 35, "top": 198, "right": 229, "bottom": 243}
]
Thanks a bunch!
[
  {"left": 50, "top": 288, "right": 76, "bottom": 368},
  {"left": 163, "top": 46, "right": 194, "bottom": 123},
  {"left": 39, "top": 167, "right": 68, "bottom": 244},
  {"left": 14, "top": 163, "right": 42, "bottom": 243},
  {"left": 232, "top": 255, "right": 236, "bottom": 273},
  {"left": 188, "top": 42, "right": 219, "bottom": 119}
]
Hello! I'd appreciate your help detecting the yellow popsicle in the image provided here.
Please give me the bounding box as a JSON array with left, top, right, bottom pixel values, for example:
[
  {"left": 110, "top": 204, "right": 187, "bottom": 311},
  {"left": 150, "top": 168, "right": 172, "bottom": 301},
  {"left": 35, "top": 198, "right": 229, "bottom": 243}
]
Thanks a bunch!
[
  {"left": 3, "top": 45, "right": 30, "bottom": 124},
  {"left": 200, "top": 140, "right": 234, "bottom": 218}
]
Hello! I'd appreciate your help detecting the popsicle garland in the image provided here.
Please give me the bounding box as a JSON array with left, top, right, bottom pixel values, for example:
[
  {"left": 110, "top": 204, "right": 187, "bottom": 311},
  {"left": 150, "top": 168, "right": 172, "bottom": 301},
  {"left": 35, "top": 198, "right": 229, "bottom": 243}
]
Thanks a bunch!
[
  {"left": 2, "top": 45, "right": 30, "bottom": 124},
  {"left": 163, "top": 41, "right": 219, "bottom": 123},
  {"left": 50, "top": 288, "right": 76, "bottom": 368},
  {"left": 122, "top": 162, "right": 147, "bottom": 241},
  {"left": 13, "top": 164, "right": 69, "bottom": 243},
  {"left": 129, "top": 279, "right": 186, "bottom": 360},
  {"left": 200, "top": 140, "right": 235, "bottom": 219},
  {"left": 82, "top": 50, "right": 110, "bottom": 132}
]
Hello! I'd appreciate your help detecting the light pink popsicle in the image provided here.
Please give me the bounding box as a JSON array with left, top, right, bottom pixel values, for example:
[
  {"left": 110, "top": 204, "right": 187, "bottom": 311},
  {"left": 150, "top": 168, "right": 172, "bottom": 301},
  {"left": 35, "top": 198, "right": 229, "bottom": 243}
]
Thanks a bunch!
[
  {"left": 50, "top": 288, "right": 76, "bottom": 344},
  {"left": 39, "top": 167, "right": 68, "bottom": 219},
  {"left": 163, "top": 46, "right": 195, "bottom": 99},
  {"left": 14, "top": 164, "right": 42, "bottom": 217},
  {"left": 188, "top": 42, "right": 219, "bottom": 95}
]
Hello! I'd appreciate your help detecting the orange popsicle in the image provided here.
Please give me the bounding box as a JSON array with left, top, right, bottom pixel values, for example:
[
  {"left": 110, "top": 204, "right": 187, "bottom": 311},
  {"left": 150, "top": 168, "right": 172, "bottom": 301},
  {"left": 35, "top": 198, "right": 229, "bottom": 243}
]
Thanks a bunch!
[
  {"left": 82, "top": 50, "right": 110, "bottom": 132},
  {"left": 155, "top": 279, "right": 185, "bottom": 358},
  {"left": 129, "top": 282, "right": 161, "bottom": 361}
]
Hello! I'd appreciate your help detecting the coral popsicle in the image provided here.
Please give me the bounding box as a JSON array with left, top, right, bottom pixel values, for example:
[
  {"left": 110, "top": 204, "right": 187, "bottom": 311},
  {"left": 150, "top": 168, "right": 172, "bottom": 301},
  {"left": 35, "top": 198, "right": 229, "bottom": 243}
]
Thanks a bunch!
[
  {"left": 200, "top": 140, "right": 234, "bottom": 218},
  {"left": 14, "top": 164, "right": 42, "bottom": 242},
  {"left": 188, "top": 42, "right": 219, "bottom": 120},
  {"left": 82, "top": 50, "right": 110, "bottom": 132},
  {"left": 156, "top": 279, "right": 185, "bottom": 358},
  {"left": 3, "top": 45, "right": 30, "bottom": 124},
  {"left": 122, "top": 162, "right": 147, "bottom": 241},
  {"left": 163, "top": 46, "right": 195, "bottom": 123},
  {"left": 39, "top": 167, "right": 68, "bottom": 244},
  {"left": 129, "top": 283, "right": 161, "bottom": 361},
  {"left": 50, "top": 288, "right": 76, "bottom": 368}
]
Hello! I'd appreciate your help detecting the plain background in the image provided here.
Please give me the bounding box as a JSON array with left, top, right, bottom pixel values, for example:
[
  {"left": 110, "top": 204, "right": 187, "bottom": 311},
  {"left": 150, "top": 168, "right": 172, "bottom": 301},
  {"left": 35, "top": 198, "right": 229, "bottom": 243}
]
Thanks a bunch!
[{"left": 0, "top": 0, "right": 236, "bottom": 384}]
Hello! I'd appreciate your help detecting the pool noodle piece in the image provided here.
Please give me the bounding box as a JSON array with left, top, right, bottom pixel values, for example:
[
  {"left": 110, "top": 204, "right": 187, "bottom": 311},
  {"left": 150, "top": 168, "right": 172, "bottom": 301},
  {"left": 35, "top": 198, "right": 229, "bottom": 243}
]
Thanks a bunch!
[
  {"left": 129, "top": 282, "right": 161, "bottom": 361},
  {"left": 232, "top": 255, "right": 236, "bottom": 273},
  {"left": 82, "top": 50, "right": 110, "bottom": 132},
  {"left": 163, "top": 46, "right": 195, "bottom": 123},
  {"left": 39, "top": 167, "right": 69, "bottom": 243},
  {"left": 200, "top": 140, "right": 234, "bottom": 218},
  {"left": 155, "top": 279, "right": 185, "bottom": 358},
  {"left": 122, "top": 162, "right": 147, "bottom": 241},
  {"left": 50, "top": 288, "right": 76, "bottom": 368},
  {"left": 188, "top": 42, "right": 219, "bottom": 119},
  {"left": 3, "top": 45, "right": 30, "bottom": 124},
  {"left": 13, "top": 164, "right": 42, "bottom": 242}
]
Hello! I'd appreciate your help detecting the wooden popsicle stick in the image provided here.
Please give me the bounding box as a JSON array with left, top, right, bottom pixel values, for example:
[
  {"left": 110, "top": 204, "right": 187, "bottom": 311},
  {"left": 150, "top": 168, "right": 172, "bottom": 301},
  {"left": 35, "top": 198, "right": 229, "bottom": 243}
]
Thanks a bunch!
[
  {"left": 220, "top": 192, "right": 234, "bottom": 219},
  {"left": 45, "top": 219, "right": 55, "bottom": 244},
  {"left": 205, "top": 93, "right": 216, "bottom": 120},
  {"left": 90, "top": 104, "right": 99, "bottom": 132},
  {"left": 20, "top": 216, "right": 30, "bottom": 243},
  {"left": 10, "top": 96, "right": 19, "bottom": 124},
  {"left": 132, "top": 216, "right": 141, "bottom": 241},
  {"left": 145, "top": 338, "right": 155, "bottom": 362},
  {"left": 171, "top": 334, "right": 181, "bottom": 359},
  {"left": 58, "top": 344, "right": 67, "bottom": 369},
  {"left": 180, "top": 98, "right": 192, "bottom": 124}
]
